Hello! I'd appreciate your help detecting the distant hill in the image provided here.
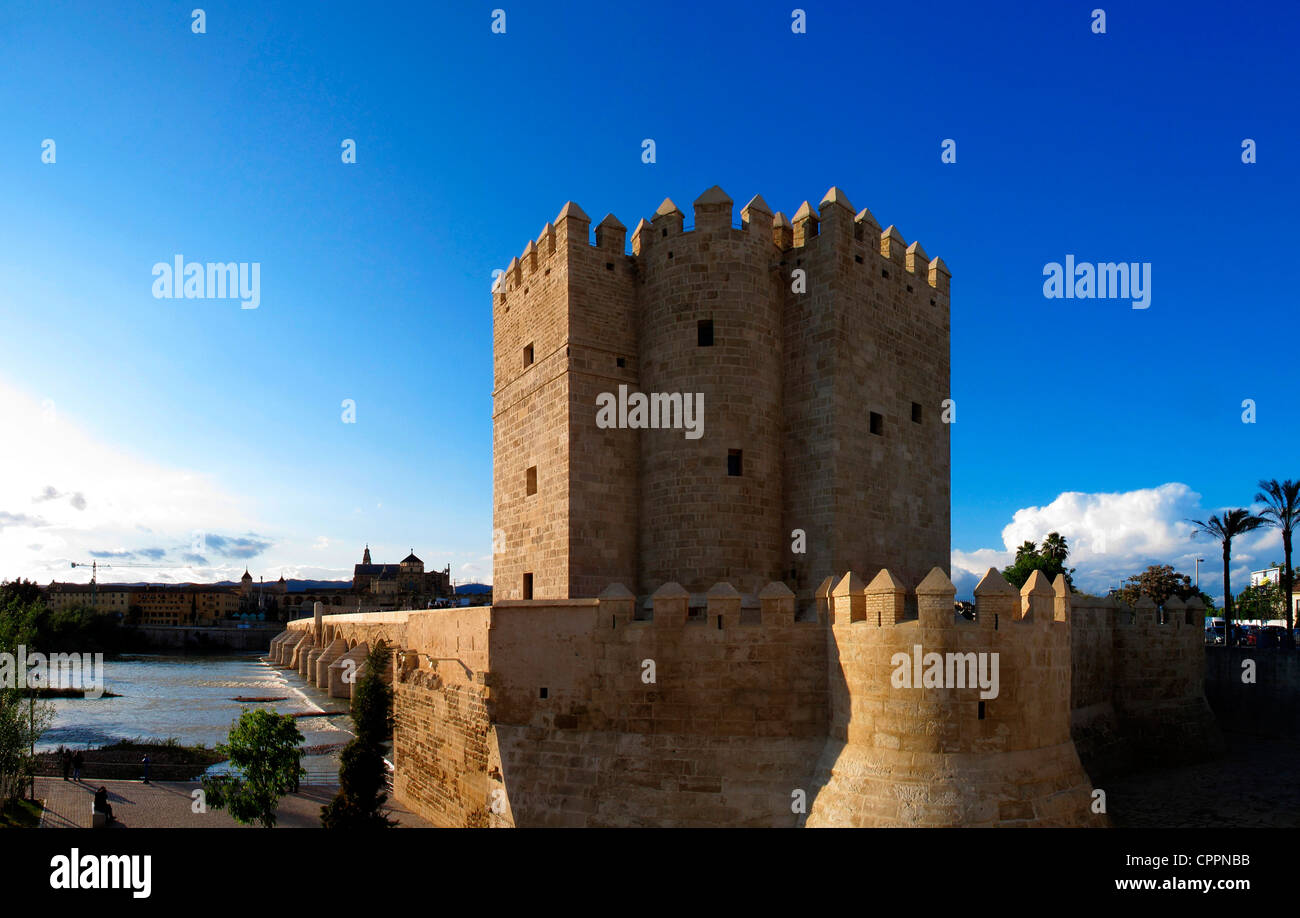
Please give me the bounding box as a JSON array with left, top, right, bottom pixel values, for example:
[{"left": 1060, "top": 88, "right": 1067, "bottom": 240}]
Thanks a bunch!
[
  {"left": 454, "top": 583, "right": 492, "bottom": 594},
  {"left": 92, "top": 579, "right": 354, "bottom": 591}
]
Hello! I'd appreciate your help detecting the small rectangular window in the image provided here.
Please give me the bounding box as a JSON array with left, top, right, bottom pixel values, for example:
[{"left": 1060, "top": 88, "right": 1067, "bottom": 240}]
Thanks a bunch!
[
  {"left": 616, "top": 356, "right": 626, "bottom": 368},
  {"left": 539, "top": 687, "right": 548, "bottom": 699},
  {"left": 912, "top": 402, "right": 923, "bottom": 424},
  {"left": 523, "top": 343, "right": 534, "bottom": 366},
  {"left": 522, "top": 573, "right": 533, "bottom": 600},
  {"left": 727, "top": 449, "right": 742, "bottom": 476},
  {"left": 870, "top": 412, "right": 883, "bottom": 436},
  {"left": 526, "top": 466, "right": 537, "bottom": 495},
  {"left": 698, "top": 319, "right": 714, "bottom": 347}
]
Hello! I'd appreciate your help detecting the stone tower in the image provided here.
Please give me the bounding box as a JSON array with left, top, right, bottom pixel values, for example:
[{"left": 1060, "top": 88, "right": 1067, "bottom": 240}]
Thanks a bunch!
[{"left": 492, "top": 186, "right": 951, "bottom": 605}]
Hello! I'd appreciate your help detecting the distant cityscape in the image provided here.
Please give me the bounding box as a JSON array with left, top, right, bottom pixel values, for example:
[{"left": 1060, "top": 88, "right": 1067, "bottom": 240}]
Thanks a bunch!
[{"left": 39, "top": 545, "right": 491, "bottom": 626}]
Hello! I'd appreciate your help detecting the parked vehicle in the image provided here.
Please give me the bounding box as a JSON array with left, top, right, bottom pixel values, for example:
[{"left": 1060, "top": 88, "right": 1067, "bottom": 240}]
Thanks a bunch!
[{"left": 1205, "top": 623, "right": 1225, "bottom": 644}]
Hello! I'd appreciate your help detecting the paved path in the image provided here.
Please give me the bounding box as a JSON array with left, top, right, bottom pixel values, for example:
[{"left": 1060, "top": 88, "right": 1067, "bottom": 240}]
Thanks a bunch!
[
  {"left": 1106, "top": 731, "right": 1300, "bottom": 827},
  {"left": 35, "top": 778, "right": 430, "bottom": 828}
]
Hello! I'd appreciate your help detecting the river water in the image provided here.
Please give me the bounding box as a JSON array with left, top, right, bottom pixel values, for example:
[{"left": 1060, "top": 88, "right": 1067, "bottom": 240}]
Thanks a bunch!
[{"left": 37, "top": 653, "right": 352, "bottom": 780}]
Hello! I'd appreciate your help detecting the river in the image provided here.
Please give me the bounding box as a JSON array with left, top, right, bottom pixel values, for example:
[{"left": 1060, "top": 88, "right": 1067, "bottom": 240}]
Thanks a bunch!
[{"left": 37, "top": 652, "right": 352, "bottom": 780}]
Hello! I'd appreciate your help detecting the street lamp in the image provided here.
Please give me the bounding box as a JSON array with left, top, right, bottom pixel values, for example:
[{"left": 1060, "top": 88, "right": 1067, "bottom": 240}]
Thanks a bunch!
[{"left": 1195, "top": 558, "right": 1205, "bottom": 589}]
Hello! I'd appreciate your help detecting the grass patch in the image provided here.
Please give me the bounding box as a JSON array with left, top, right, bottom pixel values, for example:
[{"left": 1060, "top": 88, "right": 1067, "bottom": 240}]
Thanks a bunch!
[{"left": 0, "top": 798, "right": 43, "bottom": 828}]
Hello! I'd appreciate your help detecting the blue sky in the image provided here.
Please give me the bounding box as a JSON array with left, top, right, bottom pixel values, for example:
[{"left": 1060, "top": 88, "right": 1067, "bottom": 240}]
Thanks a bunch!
[{"left": 0, "top": 1, "right": 1295, "bottom": 601}]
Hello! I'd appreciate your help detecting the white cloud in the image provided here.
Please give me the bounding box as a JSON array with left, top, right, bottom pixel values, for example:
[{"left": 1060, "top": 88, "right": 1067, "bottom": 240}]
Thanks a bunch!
[
  {"left": 951, "top": 482, "right": 1282, "bottom": 604},
  {"left": 0, "top": 378, "right": 266, "bottom": 584}
]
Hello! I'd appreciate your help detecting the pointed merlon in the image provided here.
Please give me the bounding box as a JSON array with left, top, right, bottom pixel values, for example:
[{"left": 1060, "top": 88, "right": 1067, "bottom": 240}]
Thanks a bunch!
[
  {"left": 1021, "top": 570, "right": 1054, "bottom": 596},
  {"left": 537, "top": 221, "right": 555, "bottom": 241},
  {"left": 773, "top": 211, "right": 792, "bottom": 229},
  {"left": 757, "top": 581, "right": 794, "bottom": 599},
  {"left": 1164, "top": 595, "right": 1186, "bottom": 611},
  {"left": 792, "top": 200, "right": 818, "bottom": 224},
  {"left": 631, "top": 217, "right": 654, "bottom": 254},
  {"left": 814, "top": 575, "right": 836, "bottom": 599},
  {"left": 1052, "top": 574, "right": 1070, "bottom": 597},
  {"left": 596, "top": 213, "right": 626, "bottom": 231},
  {"left": 1134, "top": 594, "right": 1156, "bottom": 609},
  {"left": 741, "top": 193, "right": 772, "bottom": 217},
  {"left": 706, "top": 581, "right": 741, "bottom": 598},
  {"left": 694, "top": 185, "right": 732, "bottom": 207},
  {"left": 865, "top": 569, "right": 906, "bottom": 593},
  {"left": 831, "top": 571, "right": 865, "bottom": 596},
  {"left": 929, "top": 256, "right": 950, "bottom": 276},
  {"left": 974, "top": 568, "right": 1016, "bottom": 595},
  {"left": 651, "top": 581, "right": 690, "bottom": 599},
  {"left": 915, "top": 567, "right": 955, "bottom": 595},
  {"left": 881, "top": 225, "right": 905, "bottom": 246},
  {"left": 906, "top": 240, "right": 928, "bottom": 262},
  {"left": 819, "top": 186, "right": 855, "bottom": 214},
  {"left": 598, "top": 583, "right": 635, "bottom": 600},
  {"left": 655, "top": 197, "right": 682, "bottom": 217},
  {"left": 556, "top": 201, "right": 590, "bottom": 223},
  {"left": 854, "top": 206, "right": 880, "bottom": 229}
]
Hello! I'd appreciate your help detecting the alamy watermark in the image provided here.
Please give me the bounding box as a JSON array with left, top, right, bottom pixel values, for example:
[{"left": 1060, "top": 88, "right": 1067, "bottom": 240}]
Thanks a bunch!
[
  {"left": 596, "top": 385, "right": 703, "bottom": 440},
  {"left": 152, "top": 255, "right": 260, "bottom": 309},
  {"left": 891, "top": 644, "right": 999, "bottom": 699},
  {"left": 1043, "top": 255, "right": 1150, "bottom": 309},
  {"left": 0, "top": 645, "right": 105, "bottom": 698}
]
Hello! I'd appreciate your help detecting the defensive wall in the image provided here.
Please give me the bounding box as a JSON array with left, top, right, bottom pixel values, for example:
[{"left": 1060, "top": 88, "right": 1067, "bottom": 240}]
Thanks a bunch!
[{"left": 268, "top": 569, "right": 1218, "bottom": 827}]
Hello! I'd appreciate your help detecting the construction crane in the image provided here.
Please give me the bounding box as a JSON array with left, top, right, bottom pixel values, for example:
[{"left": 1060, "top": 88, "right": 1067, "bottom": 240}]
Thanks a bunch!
[{"left": 70, "top": 559, "right": 194, "bottom": 605}]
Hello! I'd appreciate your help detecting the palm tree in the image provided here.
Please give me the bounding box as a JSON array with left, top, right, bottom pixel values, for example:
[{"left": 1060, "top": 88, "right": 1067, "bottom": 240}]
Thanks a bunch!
[
  {"left": 1014, "top": 540, "right": 1038, "bottom": 562},
  {"left": 1255, "top": 479, "right": 1300, "bottom": 648},
  {"left": 1041, "top": 532, "right": 1069, "bottom": 564},
  {"left": 1188, "top": 509, "right": 1267, "bottom": 646}
]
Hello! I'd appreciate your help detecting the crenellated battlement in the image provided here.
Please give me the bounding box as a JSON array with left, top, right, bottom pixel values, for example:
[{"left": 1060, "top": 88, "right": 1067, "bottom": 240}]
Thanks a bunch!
[{"left": 492, "top": 185, "right": 951, "bottom": 303}]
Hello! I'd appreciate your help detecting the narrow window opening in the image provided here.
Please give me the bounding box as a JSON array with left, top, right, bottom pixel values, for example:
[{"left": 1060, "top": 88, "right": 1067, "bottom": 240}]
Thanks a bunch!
[
  {"left": 522, "top": 572, "right": 533, "bottom": 600},
  {"left": 605, "top": 262, "right": 614, "bottom": 271},
  {"left": 870, "top": 412, "right": 883, "bottom": 436},
  {"left": 727, "top": 449, "right": 743, "bottom": 476},
  {"left": 881, "top": 268, "right": 889, "bottom": 279},
  {"left": 907, "top": 284, "right": 913, "bottom": 293},
  {"left": 698, "top": 319, "right": 714, "bottom": 347},
  {"left": 526, "top": 466, "right": 537, "bottom": 495},
  {"left": 523, "top": 343, "right": 534, "bottom": 366},
  {"left": 978, "top": 701, "right": 986, "bottom": 720},
  {"left": 616, "top": 356, "right": 626, "bottom": 368},
  {"left": 854, "top": 254, "right": 863, "bottom": 264},
  {"left": 539, "top": 687, "right": 548, "bottom": 699},
  {"left": 912, "top": 402, "right": 923, "bottom": 424}
]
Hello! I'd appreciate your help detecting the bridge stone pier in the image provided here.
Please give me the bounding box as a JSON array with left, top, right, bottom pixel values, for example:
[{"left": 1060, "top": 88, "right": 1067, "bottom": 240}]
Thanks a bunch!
[{"left": 268, "top": 603, "right": 411, "bottom": 700}]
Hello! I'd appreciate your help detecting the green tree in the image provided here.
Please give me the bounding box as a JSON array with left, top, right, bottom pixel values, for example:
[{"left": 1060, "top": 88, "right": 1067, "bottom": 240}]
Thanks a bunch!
[
  {"left": 1255, "top": 479, "right": 1300, "bottom": 648},
  {"left": 1003, "top": 532, "right": 1076, "bottom": 590},
  {"left": 1236, "top": 579, "right": 1284, "bottom": 624},
  {"left": 322, "top": 642, "right": 395, "bottom": 828},
  {"left": 201, "top": 709, "right": 304, "bottom": 828},
  {"left": 0, "top": 598, "right": 53, "bottom": 805},
  {"left": 1116, "top": 564, "right": 1214, "bottom": 612},
  {"left": 1041, "top": 533, "right": 1069, "bottom": 565},
  {"left": 1188, "top": 509, "right": 1268, "bottom": 646},
  {"left": 350, "top": 642, "right": 393, "bottom": 746}
]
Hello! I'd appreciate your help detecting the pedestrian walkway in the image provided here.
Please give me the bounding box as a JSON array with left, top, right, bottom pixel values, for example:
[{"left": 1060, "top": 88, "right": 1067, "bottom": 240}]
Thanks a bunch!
[{"left": 35, "top": 777, "right": 431, "bottom": 828}]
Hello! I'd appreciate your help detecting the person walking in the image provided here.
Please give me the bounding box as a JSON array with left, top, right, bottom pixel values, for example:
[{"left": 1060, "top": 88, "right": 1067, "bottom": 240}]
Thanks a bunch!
[
  {"left": 72, "top": 750, "right": 84, "bottom": 781},
  {"left": 60, "top": 747, "right": 71, "bottom": 781},
  {"left": 141, "top": 753, "right": 151, "bottom": 784}
]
